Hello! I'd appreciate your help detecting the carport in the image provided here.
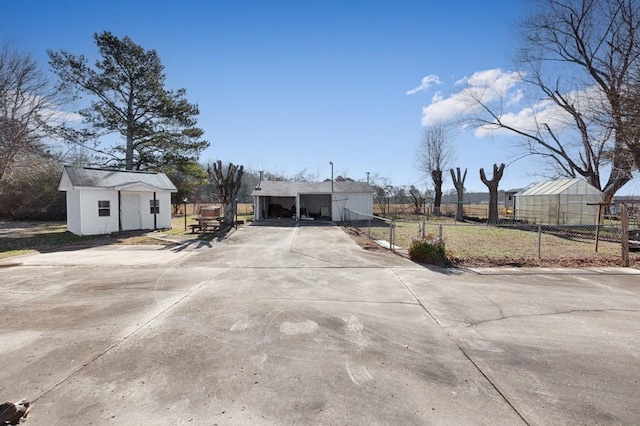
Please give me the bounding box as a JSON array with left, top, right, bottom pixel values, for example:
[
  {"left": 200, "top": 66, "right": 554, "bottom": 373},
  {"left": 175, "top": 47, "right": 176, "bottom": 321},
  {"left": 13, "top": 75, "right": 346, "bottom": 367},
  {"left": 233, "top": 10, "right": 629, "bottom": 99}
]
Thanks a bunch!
[{"left": 252, "top": 180, "right": 374, "bottom": 222}]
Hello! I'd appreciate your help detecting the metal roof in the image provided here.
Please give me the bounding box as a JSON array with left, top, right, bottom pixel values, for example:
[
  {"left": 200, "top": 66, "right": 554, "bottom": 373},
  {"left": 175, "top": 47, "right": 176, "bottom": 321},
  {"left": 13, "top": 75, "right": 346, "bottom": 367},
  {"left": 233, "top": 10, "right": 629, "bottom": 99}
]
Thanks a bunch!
[
  {"left": 517, "top": 178, "right": 601, "bottom": 196},
  {"left": 251, "top": 180, "right": 375, "bottom": 197},
  {"left": 59, "top": 166, "right": 177, "bottom": 191}
]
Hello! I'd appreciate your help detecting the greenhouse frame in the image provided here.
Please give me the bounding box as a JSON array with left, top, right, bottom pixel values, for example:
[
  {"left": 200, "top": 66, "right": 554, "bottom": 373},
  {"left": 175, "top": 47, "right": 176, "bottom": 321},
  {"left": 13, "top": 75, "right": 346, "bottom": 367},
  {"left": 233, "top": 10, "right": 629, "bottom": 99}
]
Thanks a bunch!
[{"left": 514, "top": 178, "right": 603, "bottom": 225}]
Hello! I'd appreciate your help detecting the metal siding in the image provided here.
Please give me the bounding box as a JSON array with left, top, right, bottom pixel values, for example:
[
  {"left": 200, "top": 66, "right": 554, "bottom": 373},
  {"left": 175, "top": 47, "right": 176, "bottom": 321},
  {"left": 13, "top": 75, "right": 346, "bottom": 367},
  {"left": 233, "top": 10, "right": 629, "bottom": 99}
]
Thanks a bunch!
[{"left": 332, "top": 193, "right": 373, "bottom": 221}]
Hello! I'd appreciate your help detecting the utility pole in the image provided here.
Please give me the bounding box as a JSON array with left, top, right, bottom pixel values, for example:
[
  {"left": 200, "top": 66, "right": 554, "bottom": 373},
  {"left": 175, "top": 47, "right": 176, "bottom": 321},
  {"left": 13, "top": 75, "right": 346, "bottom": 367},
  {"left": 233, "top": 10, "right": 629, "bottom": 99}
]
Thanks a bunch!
[{"left": 329, "top": 161, "right": 334, "bottom": 192}]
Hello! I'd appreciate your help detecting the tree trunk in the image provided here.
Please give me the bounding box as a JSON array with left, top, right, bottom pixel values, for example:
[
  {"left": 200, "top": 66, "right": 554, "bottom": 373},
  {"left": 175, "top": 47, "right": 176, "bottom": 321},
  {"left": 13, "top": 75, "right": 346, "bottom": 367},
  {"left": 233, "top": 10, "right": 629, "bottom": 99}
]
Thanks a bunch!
[
  {"left": 432, "top": 169, "right": 443, "bottom": 216},
  {"left": 126, "top": 125, "right": 134, "bottom": 170},
  {"left": 450, "top": 167, "right": 467, "bottom": 222},
  {"left": 208, "top": 160, "right": 244, "bottom": 228},
  {"left": 479, "top": 163, "right": 505, "bottom": 225}
]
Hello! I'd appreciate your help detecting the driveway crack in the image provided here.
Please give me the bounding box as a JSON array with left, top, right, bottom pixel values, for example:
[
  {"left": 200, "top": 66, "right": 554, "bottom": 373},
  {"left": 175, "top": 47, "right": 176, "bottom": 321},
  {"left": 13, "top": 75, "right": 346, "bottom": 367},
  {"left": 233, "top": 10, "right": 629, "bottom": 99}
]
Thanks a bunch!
[
  {"left": 391, "top": 268, "right": 531, "bottom": 426},
  {"left": 31, "top": 278, "right": 212, "bottom": 405},
  {"left": 466, "top": 308, "right": 640, "bottom": 327}
]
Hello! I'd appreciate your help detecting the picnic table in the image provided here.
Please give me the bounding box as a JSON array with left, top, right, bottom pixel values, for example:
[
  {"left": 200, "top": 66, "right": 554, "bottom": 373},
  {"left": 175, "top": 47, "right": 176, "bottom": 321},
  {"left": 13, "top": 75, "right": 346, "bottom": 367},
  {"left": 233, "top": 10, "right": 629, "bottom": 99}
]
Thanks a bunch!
[{"left": 189, "top": 215, "right": 226, "bottom": 233}]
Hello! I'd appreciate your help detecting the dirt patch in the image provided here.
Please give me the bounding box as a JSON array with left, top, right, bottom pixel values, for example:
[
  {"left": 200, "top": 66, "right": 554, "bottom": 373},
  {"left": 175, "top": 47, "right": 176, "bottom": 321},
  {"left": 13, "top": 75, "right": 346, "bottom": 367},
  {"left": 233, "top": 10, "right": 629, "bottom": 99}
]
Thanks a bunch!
[{"left": 344, "top": 227, "right": 386, "bottom": 252}]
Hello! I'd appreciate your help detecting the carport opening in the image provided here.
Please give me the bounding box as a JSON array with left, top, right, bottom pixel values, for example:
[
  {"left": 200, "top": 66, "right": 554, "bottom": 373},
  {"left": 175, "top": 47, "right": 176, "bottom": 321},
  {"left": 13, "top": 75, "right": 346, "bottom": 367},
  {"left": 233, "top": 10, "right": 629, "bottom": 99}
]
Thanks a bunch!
[
  {"left": 266, "top": 196, "right": 295, "bottom": 219},
  {"left": 300, "top": 194, "right": 331, "bottom": 220}
]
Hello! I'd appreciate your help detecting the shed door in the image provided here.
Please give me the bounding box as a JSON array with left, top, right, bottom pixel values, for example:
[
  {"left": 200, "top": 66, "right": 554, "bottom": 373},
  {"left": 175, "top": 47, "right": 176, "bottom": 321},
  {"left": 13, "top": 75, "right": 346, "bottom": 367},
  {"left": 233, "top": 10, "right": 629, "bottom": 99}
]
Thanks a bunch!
[{"left": 121, "top": 194, "right": 141, "bottom": 230}]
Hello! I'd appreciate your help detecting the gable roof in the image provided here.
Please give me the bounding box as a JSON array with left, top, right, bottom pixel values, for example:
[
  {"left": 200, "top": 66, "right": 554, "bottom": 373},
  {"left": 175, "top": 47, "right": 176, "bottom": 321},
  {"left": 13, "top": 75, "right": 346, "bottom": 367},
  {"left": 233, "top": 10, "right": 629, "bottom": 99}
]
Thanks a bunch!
[
  {"left": 58, "top": 166, "right": 177, "bottom": 192},
  {"left": 516, "top": 178, "right": 602, "bottom": 196},
  {"left": 251, "top": 180, "right": 375, "bottom": 197}
]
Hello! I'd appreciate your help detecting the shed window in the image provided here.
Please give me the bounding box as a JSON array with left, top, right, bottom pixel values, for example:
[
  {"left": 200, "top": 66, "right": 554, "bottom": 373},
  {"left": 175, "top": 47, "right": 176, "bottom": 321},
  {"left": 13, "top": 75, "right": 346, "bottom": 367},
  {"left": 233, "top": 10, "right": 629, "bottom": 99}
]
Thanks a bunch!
[
  {"left": 98, "top": 200, "right": 110, "bottom": 217},
  {"left": 150, "top": 199, "right": 160, "bottom": 214}
]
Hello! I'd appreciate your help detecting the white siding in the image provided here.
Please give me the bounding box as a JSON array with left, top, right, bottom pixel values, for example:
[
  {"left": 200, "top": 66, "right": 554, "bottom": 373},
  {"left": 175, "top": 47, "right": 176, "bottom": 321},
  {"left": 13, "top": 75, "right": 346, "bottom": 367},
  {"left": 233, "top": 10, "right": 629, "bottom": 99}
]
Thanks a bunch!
[
  {"left": 136, "top": 191, "right": 173, "bottom": 230},
  {"left": 65, "top": 190, "right": 82, "bottom": 235},
  {"left": 79, "top": 190, "right": 119, "bottom": 235},
  {"left": 332, "top": 193, "right": 373, "bottom": 221}
]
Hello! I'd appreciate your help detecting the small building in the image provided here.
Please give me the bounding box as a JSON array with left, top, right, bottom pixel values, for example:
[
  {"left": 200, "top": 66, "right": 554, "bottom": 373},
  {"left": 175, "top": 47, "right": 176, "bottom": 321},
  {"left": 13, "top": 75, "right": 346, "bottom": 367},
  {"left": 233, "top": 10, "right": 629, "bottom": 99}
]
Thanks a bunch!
[
  {"left": 58, "top": 166, "right": 177, "bottom": 236},
  {"left": 514, "top": 178, "right": 603, "bottom": 225},
  {"left": 504, "top": 188, "right": 522, "bottom": 212},
  {"left": 251, "top": 180, "right": 374, "bottom": 222}
]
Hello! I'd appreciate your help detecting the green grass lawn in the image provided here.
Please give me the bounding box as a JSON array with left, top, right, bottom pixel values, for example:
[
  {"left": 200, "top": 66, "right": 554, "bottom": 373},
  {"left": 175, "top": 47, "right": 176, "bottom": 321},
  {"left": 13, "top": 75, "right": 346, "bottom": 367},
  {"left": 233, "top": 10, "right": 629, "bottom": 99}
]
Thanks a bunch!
[
  {"left": 365, "top": 219, "right": 622, "bottom": 261},
  {"left": 0, "top": 223, "right": 101, "bottom": 259}
]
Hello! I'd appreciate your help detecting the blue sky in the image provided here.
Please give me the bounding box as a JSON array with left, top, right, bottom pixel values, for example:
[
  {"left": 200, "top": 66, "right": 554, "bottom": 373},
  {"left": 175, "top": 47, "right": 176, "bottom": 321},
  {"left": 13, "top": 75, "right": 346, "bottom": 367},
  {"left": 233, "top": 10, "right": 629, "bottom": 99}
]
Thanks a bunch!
[{"left": 3, "top": 0, "right": 639, "bottom": 194}]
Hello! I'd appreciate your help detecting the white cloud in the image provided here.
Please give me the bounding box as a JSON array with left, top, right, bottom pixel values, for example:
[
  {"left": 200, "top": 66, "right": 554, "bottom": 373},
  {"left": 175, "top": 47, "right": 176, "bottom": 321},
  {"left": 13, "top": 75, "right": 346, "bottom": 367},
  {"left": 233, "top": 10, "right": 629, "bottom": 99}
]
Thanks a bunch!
[
  {"left": 406, "top": 74, "right": 442, "bottom": 95},
  {"left": 421, "top": 89, "right": 480, "bottom": 125},
  {"left": 421, "top": 68, "right": 525, "bottom": 126}
]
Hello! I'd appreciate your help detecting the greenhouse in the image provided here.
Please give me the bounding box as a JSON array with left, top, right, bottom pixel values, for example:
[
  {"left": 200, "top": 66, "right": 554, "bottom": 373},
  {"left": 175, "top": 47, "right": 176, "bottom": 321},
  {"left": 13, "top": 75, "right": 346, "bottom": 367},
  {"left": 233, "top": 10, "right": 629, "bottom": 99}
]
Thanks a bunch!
[{"left": 514, "top": 178, "right": 603, "bottom": 225}]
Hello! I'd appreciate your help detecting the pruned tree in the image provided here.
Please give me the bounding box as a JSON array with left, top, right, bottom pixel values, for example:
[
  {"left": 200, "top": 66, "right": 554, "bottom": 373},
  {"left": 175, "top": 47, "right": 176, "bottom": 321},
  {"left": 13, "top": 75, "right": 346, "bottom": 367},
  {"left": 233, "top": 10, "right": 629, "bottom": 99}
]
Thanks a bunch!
[
  {"left": 450, "top": 167, "right": 467, "bottom": 221},
  {"left": 416, "top": 122, "right": 455, "bottom": 216},
  {"left": 480, "top": 163, "right": 505, "bottom": 225},
  {"left": 207, "top": 160, "right": 245, "bottom": 226},
  {"left": 0, "top": 41, "right": 60, "bottom": 182},
  {"left": 48, "top": 31, "right": 209, "bottom": 171},
  {"left": 408, "top": 185, "right": 425, "bottom": 215}
]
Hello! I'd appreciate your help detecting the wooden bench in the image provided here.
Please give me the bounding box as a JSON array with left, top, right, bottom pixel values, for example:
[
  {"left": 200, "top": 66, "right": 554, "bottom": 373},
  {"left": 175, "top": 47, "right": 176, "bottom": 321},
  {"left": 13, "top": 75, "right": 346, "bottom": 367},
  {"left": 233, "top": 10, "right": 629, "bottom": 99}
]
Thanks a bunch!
[
  {"left": 201, "top": 222, "right": 221, "bottom": 232},
  {"left": 188, "top": 224, "right": 202, "bottom": 233}
]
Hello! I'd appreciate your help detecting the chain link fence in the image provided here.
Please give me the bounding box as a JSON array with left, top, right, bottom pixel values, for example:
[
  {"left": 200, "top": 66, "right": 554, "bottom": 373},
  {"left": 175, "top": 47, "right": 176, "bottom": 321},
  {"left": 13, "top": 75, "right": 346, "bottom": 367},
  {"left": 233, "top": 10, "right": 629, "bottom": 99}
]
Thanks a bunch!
[
  {"left": 345, "top": 208, "right": 638, "bottom": 265},
  {"left": 343, "top": 208, "right": 396, "bottom": 251}
]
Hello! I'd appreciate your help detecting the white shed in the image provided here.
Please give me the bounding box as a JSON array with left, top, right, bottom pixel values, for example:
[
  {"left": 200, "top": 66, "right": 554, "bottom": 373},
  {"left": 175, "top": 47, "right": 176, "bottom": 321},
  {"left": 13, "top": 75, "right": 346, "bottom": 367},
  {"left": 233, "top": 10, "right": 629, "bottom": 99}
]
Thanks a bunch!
[
  {"left": 58, "top": 166, "right": 177, "bottom": 236},
  {"left": 515, "top": 178, "right": 603, "bottom": 225},
  {"left": 251, "top": 181, "right": 374, "bottom": 222}
]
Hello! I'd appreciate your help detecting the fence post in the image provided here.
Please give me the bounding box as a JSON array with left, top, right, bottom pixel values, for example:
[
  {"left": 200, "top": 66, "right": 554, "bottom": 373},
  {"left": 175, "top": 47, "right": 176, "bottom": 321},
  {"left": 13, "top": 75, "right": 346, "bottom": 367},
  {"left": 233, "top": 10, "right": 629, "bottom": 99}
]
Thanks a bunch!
[
  {"left": 438, "top": 224, "right": 443, "bottom": 241},
  {"left": 622, "top": 203, "right": 629, "bottom": 267},
  {"left": 595, "top": 204, "right": 603, "bottom": 252},
  {"left": 537, "top": 224, "right": 542, "bottom": 259},
  {"left": 389, "top": 219, "right": 396, "bottom": 251}
]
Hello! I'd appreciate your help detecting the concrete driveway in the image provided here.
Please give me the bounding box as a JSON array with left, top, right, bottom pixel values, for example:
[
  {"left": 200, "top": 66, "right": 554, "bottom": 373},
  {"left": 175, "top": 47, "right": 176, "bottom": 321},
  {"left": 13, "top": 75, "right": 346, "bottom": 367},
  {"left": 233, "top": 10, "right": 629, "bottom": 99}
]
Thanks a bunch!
[{"left": 0, "top": 223, "right": 639, "bottom": 425}]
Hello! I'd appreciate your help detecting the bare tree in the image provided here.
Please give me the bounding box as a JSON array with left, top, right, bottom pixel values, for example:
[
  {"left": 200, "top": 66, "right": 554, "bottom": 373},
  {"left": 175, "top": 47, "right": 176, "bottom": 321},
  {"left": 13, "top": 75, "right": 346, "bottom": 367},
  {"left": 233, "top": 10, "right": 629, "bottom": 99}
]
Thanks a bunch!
[
  {"left": 450, "top": 167, "right": 467, "bottom": 221},
  {"left": 480, "top": 163, "right": 505, "bottom": 225},
  {"left": 0, "top": 41, "right": 60, "bottom": 182},
  {"left": 415, "top": 122, "right": 455, "bottom": 216},
  {"left": 458, "top": 0, "right": 640, "bottom": 205},
  {"left": 207, "top": 160, "right": 245, "bottom": 226}
]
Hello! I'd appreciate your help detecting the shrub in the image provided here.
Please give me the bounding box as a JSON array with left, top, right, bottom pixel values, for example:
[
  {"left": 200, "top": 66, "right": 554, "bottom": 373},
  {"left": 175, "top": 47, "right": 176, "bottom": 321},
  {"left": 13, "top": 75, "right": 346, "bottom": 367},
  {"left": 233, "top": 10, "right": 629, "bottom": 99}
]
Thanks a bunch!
[{"left": 408, "top": 237, "right": 450, "bottom": 266}]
